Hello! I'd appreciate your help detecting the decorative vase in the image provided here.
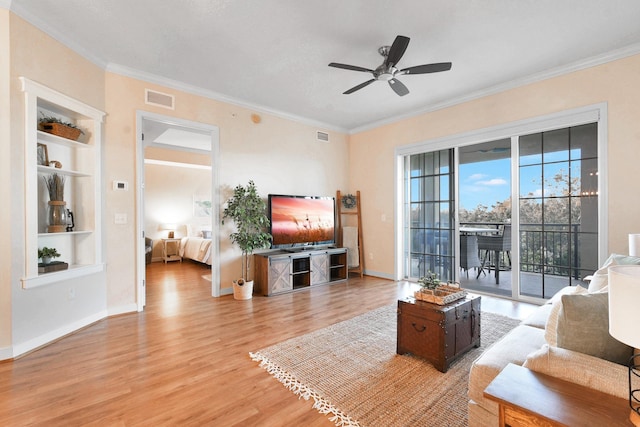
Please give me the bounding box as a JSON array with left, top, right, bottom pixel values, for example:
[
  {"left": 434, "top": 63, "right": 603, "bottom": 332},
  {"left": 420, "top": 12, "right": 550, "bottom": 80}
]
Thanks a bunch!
[
  {"left": 233, "top": 279, "right": 254, "bottom": 300},
  {"left": 41, "top": 256, "right": 51, "bottom": 265},
  {"left": 47, "top": 200, "right": 67, "bottom": 233}
]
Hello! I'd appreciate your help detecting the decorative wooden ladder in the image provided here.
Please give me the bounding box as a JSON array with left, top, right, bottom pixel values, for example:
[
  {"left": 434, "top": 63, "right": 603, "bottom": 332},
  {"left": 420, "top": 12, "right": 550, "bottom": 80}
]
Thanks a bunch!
[{"left": 336, "top": 190, "right": 364, "bottom": 277}]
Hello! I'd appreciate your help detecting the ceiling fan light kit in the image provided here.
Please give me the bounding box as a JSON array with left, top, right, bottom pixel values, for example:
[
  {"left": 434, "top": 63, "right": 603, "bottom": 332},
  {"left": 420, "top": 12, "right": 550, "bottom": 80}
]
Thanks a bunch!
[{"left": 329, "top": 35, "right": 452, "bottom": 96}]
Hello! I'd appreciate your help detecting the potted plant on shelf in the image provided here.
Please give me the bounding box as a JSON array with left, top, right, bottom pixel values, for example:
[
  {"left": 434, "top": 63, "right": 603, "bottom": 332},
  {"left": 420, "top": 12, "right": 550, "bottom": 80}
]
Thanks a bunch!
[
  {"left": 43, "top": 173, "right": 67, "bottom": 233},
  {"left": 38, "top": 114, "right": 84, "bottom": 141},
  {"left": 222, "top": 180, "right": 272, "bottom": 300},
  {"left": 38, "top": 246, "right": 61, "bottom": 265}
]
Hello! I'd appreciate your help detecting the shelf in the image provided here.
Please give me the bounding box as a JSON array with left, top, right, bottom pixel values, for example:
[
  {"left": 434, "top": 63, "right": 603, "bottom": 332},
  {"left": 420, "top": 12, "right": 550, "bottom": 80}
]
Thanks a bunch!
[
  {"left": 37, "top": 130, "right": 91, "bottom": 148},
  {"left": 38, "top": 230, "right": 92, "bottom": 237},
  {"left": 37, "top": 164, "right": 91, "bottom": 177},
  {"left": 21, "top": 263, "right": 105, "bottom": 289},
  {"left": 21, "top": 77, "right": 105, "bottom": 285}
]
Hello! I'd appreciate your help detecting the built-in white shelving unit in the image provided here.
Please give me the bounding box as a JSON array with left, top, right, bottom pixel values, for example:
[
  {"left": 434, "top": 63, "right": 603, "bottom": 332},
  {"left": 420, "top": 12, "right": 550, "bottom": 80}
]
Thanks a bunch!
[{"left": 20, "top": 78, "right": 105, "bottom": 289}]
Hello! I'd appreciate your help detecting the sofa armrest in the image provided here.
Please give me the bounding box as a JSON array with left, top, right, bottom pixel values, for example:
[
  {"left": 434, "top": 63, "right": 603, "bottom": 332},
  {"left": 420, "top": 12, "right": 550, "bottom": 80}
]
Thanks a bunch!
[{"left": 523, "top": 344, "right": 629, "bottom": 400}]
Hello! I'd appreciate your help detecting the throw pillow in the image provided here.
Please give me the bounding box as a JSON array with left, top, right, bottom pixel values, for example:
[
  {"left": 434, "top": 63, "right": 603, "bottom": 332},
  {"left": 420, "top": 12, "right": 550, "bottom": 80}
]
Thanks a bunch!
[
  {"left": 544, "top": 285, "right": 588, "bottom": 346},
  {"left": 588, "top": 253, "right": 640, "bottom": 293},
  {"left": 556, "top": 293, "right": 633, "bottom": 365},
  {"left": 587, "top": 262, "right": 616, "bottom": 293}
]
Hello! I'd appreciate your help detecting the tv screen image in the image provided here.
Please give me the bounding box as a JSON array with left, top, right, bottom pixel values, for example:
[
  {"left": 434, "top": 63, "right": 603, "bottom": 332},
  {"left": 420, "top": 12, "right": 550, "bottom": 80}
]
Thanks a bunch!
[{"left": 269, "top": 195, "right": 335, "bottom": 247}]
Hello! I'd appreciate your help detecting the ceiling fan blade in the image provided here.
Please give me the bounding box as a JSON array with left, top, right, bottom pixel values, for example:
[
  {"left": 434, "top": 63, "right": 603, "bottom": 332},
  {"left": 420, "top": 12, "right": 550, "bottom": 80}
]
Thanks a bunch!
[
  {"left": 400, "top": 62, "right": 452, "bottom": 75},
  {"left": 388, "top": 78, "right": 409, "bottom": 96},
  {"left": 343, "top": 79, "right": 376, "bottom": 94},
  {"left": 385, "top": 35, "right": 410, "bottom": 67},
  {"left": 329, "top": 62, "right": 373, "bottom": 73}
]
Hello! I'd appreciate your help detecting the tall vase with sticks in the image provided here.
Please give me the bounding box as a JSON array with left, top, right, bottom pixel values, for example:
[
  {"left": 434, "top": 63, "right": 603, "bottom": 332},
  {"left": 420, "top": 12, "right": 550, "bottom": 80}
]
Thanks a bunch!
[{"left": 44, "top": 174, "right": 67, "bottom": 233}]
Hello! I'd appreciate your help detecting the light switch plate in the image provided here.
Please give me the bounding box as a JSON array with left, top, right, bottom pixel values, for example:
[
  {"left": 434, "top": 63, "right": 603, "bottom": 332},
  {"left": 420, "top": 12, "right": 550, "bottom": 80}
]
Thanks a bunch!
[{"left": 113, "top": 181, "right": 128, "bottom": 191}]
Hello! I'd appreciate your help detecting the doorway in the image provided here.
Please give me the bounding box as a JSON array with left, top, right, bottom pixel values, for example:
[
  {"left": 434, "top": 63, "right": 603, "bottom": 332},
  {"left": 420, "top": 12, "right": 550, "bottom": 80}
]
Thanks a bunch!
[{"left": 136, "top": 112, "right": 220, "bottom": 311}]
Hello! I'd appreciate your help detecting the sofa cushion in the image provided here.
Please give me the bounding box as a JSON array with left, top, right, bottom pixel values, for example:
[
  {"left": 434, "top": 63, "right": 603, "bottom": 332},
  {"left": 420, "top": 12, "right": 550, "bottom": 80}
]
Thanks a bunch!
[
  {"left": 521, "top": 303, "right": 552, "bottom": 329},
  {"left": 556, "top": 292, "right": 633, "bottom": 365},
  {"left": 544, "top": 285, "right": 588, "bottom": 346},
  {"left": 468, "top": 324, "right": 546, "bottom": 415},
  {"left": 523, "top": 344, "right": 629, "bottom": 400}
]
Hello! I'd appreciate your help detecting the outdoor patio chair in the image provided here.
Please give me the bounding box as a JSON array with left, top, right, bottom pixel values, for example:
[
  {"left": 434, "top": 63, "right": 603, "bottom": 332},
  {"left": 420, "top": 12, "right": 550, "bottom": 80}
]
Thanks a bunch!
[{"left": 477, "top": 224, "right": 511, "bottom": 284}]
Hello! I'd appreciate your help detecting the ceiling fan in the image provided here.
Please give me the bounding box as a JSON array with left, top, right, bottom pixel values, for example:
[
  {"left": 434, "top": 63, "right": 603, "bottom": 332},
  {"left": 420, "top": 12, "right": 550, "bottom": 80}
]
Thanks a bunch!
[{"left": 328, "top": 35, "right": 452, "bottom": 97}]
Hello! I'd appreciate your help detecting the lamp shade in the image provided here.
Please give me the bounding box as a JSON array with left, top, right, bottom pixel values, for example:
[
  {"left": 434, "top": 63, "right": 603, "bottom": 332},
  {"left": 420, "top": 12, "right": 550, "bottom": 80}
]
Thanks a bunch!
[
  {"left": 609, "top": 265, "right": 640, "bottom": 349},
  {"left": 160, "top": 223, "right": 176, "bottom": 231},
  {"left": 630, "top": 234, "right": 640, "bottom": 257}
]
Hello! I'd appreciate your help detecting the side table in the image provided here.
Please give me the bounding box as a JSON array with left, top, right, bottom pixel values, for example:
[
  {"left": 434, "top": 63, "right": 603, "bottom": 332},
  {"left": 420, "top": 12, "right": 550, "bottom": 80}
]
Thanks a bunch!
[
  {"left": 484, "top": 363, "right": 633, "bottom": 426},
  {"left": 397, "top": 294, "right": 481, "bottom": 372},
  {"left": 162, "top": 238, "right": 182, "bottom": 263}
]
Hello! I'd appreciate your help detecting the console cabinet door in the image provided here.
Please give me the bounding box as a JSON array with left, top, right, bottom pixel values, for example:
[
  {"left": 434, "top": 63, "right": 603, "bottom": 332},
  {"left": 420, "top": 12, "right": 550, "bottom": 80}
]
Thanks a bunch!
[
  {"left": 310, "top": 252, "right": 329, "bottom": 285},
  {"left": 268, "top": 256, "right": 292, "bottom": 294}
]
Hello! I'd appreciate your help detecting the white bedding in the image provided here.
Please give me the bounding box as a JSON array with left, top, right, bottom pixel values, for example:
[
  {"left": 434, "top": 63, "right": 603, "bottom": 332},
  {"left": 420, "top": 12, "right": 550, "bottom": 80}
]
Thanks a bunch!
[{"left": 179, "top": 237, "right": 212, "bottom": 265}]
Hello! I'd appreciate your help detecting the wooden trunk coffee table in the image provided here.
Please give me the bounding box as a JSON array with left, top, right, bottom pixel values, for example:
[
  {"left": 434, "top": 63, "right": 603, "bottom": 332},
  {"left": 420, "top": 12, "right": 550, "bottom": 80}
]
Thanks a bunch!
[{"left": 397, "top": 294, "right": 481, "bottom": 372}]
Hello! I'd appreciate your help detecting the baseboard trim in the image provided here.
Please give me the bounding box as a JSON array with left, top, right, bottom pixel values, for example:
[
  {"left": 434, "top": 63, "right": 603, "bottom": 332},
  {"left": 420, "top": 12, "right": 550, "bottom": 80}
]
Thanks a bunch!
[{"left": 9, "top": 310, "right": 108, "bottom": 360}]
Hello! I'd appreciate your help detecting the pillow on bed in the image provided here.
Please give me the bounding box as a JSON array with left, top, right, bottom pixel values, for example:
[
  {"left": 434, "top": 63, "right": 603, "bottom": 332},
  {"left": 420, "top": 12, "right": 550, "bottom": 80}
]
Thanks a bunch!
[{"left": 202, "top": 230, "right": 212, "bottom": 239}]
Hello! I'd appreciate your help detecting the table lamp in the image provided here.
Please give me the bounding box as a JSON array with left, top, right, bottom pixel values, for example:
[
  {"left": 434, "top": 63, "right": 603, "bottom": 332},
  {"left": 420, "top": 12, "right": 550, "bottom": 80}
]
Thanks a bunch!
[
  {"left": 160, "top": 223, "right": 176, "bottom": 238},
  {"left": 608, "top": 264, "right": 640, "bottom": 426}
]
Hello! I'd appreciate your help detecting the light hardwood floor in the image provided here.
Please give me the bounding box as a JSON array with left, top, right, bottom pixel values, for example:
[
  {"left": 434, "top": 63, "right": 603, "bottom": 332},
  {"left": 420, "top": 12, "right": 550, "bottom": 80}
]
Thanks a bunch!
[{"left": 0, "top": 261, "right": 537, "bottom": 426}]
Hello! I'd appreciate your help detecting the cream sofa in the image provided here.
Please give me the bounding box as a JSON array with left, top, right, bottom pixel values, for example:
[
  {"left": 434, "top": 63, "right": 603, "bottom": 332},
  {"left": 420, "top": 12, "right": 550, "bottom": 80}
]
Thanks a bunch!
[{"left": 467, "top": 254, "right": 638, "bottom": 426}]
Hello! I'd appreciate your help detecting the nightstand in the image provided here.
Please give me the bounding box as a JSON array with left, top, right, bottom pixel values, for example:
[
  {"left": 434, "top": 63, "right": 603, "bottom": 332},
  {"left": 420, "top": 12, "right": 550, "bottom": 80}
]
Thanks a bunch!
[{"left": 162, "top": 238, "right": 182, "bottom": 263}]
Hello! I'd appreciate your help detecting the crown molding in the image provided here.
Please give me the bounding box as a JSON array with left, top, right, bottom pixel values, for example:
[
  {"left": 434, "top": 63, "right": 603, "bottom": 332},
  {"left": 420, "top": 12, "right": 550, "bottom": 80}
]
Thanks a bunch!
[
  {"left": 9, "top": 2, "right": 107, "bottom": 69},
  {"left": 106, "top": 63, "right": 348, "bottom": 134},
  {"left": 350, "top": 42, "right": 640, "bottom": 134}
]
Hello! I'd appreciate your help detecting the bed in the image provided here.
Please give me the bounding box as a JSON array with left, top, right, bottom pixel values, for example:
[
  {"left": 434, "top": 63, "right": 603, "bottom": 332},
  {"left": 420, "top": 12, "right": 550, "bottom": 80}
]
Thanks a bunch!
[{"left": 179, "top": 226, "right": 213, "bottom": 265}]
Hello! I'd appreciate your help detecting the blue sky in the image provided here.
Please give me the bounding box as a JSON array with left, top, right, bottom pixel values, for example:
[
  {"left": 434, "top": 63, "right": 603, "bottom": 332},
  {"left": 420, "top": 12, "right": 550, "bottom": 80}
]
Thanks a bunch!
[{"left": 459, "top": 158, "right": 513, "bottom": 210}]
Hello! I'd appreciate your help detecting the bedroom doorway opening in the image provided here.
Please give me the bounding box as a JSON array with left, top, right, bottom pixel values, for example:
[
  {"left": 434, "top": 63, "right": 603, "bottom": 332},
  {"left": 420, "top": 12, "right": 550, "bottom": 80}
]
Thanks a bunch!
[{"left": 136, "top": 112, "right": 220, "bottom": 310}]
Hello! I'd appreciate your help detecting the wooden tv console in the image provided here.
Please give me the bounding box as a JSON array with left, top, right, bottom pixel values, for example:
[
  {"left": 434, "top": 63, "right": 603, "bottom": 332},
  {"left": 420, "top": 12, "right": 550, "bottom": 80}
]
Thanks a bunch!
[{"left": 254, "top": 247, "right": 348, "bottom": 296}]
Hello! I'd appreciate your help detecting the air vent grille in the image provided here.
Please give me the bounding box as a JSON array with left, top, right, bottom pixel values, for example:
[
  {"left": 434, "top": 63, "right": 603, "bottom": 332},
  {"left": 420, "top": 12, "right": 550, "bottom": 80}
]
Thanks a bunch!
[
  {"left": 145, "top": 89, "right": 175, "bottom": 110},
  {"left": 316, "top": 131, "right": 329, "bottom": 142}
]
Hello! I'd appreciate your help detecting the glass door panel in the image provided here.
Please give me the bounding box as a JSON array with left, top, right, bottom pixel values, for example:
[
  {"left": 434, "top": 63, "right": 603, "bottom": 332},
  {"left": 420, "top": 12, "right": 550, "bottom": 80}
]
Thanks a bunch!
[
  {"left": 518, "top": 123, "right": 598, "bottom": 299},
  {"left": 405, "top": 150, "right": 454, "bottom": 281}
]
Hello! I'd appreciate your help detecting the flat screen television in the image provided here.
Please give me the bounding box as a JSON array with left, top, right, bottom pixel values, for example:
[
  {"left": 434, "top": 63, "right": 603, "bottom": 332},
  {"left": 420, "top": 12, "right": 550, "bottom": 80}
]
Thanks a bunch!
[{"left": 268, "top": 194, "right": 336, "bottom": 249}]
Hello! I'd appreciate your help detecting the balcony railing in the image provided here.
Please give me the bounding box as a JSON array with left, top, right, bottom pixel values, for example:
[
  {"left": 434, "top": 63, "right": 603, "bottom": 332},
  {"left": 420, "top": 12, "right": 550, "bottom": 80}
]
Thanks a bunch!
[{"left": 460, "top": 222, "right": 593, "bottom": 281}]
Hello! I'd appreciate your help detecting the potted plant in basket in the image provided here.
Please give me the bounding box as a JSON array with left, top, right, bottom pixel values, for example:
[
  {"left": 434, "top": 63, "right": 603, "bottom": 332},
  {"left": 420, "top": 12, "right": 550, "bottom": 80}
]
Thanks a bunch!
[
  {"left": 415, "top": 270, "right": 466, "bottom": 304},
  {"left": 222, "top": 180, "right": 272, "bottom": 300},
  {"left": 38, "top": 246, "right": 61, "bottom": 265},
  {"left": 38, "top": 114, "right": 85, "bottom": 141}
]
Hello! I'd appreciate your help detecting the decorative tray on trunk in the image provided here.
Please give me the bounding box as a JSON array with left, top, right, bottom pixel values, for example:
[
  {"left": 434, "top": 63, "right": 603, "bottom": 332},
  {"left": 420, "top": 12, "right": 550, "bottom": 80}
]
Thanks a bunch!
[{"left": 414, "top": 282, "right": 467, "bottom": 305}]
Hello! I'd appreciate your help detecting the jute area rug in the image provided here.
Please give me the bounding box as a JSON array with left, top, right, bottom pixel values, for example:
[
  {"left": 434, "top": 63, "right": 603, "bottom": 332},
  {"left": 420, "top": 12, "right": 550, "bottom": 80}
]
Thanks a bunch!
[{"left": 250, "top": 304, "right": 520, "bottom": 427}]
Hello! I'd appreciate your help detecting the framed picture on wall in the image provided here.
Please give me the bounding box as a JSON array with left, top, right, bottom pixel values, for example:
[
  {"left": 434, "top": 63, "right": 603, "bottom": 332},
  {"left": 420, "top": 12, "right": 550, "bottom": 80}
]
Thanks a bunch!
[
  {"left": 37, "top": 143, "right": 49, "bottom": 166},
  {"left": 193, "top": 195, "right": 212, "bottom": 217}
]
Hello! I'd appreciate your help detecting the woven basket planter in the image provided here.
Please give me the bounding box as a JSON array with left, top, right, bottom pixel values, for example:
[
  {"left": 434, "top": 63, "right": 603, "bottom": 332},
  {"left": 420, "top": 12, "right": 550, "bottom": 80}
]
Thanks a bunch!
[
  {"left": 414, "top": 283, "right": 467, "bottom": 305},
  {"left": 39, "top": 122, "right": 82, "bottom": 141}
]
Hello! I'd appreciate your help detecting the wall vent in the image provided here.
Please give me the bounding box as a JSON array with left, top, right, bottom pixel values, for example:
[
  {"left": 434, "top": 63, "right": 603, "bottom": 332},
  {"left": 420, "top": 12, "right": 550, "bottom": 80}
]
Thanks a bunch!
[
  {"left": 145, "top": 89, "right": 175, "bottom": 110},
  {"left": 316, "top": 131, "right": 329, "bottom": 142}
]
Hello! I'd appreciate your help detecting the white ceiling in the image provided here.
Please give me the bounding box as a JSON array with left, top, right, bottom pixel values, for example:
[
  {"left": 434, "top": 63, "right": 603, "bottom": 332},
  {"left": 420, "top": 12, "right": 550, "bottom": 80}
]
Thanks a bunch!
[{"left": 9, "top": 0, "right": 640, "bottom": 132}]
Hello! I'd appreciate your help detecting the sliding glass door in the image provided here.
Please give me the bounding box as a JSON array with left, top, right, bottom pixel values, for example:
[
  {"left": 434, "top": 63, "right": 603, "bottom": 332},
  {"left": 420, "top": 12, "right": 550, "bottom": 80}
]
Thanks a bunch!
[
  {"left": 400, "top": 109, "right": 602, "bottom": 302},
  {"left": 404, "top": 150, "right": 455, "bottom": 282}
]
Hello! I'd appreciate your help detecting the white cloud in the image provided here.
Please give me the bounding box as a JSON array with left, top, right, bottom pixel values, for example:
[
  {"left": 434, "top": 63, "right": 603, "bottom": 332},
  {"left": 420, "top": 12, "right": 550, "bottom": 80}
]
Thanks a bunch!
[
  {"left": 468, "top": 173, "right": 487, "bottom": 181},
  {"left": 477, "top": 178, "right": 508, "bottom": 186}
]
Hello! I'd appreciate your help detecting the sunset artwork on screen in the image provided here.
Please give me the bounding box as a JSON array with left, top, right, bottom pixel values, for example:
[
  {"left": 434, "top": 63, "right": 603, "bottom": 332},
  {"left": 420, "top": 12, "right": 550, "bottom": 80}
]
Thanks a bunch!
[{"left": 269, "top": 195, "right": 335, "bottom": 247}]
